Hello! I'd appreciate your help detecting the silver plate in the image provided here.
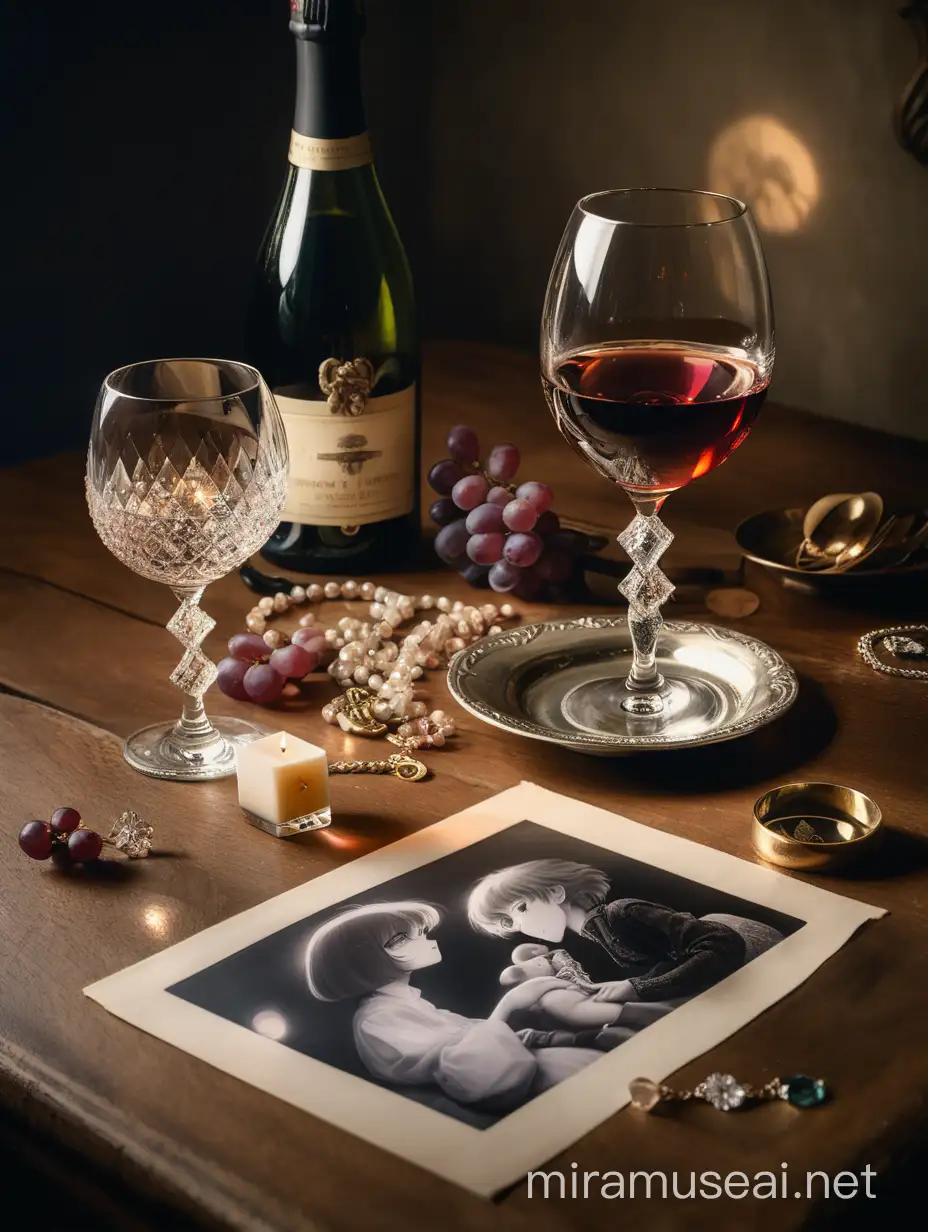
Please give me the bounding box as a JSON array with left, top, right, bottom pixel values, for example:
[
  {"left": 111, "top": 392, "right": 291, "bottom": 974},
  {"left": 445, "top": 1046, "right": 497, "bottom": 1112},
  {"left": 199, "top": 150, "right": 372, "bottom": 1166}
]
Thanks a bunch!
[{"left": 448, "top": 616, "right": 799, "bottom": 755}]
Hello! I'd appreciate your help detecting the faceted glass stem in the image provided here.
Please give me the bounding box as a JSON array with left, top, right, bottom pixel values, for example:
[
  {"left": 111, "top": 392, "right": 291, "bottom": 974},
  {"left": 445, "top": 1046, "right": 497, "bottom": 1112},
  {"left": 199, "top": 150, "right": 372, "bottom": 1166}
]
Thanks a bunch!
[
  {"left": 617, "top": 496, "right": 675, "bottom": 716},
  {"left": 166, "top": 585, "right": 222, "bottom": 758}
]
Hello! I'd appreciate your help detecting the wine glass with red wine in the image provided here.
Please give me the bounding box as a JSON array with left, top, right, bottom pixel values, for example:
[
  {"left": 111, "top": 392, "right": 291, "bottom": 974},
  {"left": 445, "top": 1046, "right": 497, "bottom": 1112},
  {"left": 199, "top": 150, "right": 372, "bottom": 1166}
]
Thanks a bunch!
[{"left": 541, "top": 188, "right": 773, "bottom": 732}]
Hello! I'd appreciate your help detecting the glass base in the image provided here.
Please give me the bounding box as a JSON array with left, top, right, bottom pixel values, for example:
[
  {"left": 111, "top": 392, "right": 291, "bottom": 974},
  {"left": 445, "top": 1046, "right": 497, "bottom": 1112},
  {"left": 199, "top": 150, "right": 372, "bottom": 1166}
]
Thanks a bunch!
[
  {"left": 243, "top": 807, "right": 332, "bottom": 839},
  {"left": 123, "top": 716, "right": 271, "bottom": 782},
  {"left": 561, "top": 673, "right": 727, "bottom": 741}
]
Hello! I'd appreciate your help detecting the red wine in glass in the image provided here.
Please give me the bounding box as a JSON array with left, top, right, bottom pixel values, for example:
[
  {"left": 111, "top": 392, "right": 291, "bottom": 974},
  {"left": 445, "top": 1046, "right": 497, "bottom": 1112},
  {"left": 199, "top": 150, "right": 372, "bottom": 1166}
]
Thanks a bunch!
[{"left": 543, "top": 341, "right": 769, "bottom": 495}]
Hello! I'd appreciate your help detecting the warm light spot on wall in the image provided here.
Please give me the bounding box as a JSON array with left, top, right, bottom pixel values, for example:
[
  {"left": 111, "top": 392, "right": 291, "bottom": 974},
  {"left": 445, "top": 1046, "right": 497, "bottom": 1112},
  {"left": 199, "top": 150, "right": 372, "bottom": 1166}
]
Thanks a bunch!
[{"left": 708, "top": 115, "right": 819, "bottom": 234}]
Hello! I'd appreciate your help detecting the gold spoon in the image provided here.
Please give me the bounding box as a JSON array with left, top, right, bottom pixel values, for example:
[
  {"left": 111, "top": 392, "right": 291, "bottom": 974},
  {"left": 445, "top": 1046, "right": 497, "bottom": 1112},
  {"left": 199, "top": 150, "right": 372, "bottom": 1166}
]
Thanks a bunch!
[{"left": 796, "top": 492, "right": 884, "bottom": 570}]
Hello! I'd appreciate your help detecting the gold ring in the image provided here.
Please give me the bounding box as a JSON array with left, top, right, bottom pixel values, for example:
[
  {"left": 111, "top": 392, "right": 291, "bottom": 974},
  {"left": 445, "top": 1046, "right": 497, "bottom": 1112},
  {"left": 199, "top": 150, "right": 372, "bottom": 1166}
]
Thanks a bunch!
[{"left": 752, "top": 782, "right": 882, "bottom": 872}]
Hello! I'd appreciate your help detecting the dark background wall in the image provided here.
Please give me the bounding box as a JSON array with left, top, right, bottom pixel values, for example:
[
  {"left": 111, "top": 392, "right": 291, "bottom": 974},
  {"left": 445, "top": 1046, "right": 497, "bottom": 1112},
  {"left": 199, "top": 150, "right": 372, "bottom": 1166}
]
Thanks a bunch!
[{"left": 3, "top": 0, "right": 927, "bottom": 466}]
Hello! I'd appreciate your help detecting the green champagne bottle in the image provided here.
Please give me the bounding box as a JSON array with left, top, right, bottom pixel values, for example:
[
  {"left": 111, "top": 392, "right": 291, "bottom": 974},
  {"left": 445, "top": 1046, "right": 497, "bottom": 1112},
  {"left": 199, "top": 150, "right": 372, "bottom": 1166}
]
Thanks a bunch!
[{"left": 248, "top": 0, "right": 420, "bottom": 574}]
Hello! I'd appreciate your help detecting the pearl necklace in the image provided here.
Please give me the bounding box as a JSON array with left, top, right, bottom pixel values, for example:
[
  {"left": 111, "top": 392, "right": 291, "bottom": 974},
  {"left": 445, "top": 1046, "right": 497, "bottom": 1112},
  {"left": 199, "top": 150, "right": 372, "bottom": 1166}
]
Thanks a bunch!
[{"left": 243, "top": 581, "right": 517, "bottom": 750}]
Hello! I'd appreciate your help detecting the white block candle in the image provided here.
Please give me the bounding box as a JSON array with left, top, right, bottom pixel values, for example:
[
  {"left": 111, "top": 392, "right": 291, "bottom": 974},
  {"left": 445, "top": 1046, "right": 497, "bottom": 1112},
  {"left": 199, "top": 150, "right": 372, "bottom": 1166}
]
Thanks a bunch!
[{"left": 235, "top": 732, "right": 331, "bottom": 837}]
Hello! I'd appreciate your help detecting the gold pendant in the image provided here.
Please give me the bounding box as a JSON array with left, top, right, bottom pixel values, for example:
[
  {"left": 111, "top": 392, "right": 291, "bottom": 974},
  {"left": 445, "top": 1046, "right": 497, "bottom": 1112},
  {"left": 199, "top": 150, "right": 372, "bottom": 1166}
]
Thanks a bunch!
[{"left": 327, "top": 686, "right": 388, "bottom": 737}]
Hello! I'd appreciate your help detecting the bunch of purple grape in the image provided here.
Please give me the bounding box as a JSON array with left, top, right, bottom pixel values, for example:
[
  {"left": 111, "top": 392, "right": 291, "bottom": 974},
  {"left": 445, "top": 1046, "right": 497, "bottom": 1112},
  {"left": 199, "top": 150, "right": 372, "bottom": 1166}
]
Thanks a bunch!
[
  {"left": 428, "top": 426, "right": 587, "bottom": 598},
  {"left": 217, "top": 628, "right": 327, "bottom": 705}
]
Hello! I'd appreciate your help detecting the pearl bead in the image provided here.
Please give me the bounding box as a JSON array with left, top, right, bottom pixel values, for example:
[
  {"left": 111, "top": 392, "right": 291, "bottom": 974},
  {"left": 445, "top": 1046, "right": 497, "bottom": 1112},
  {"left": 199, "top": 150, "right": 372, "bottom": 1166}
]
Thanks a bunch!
[
  {"left": 409, "top": 701, "right": 427, "bottom": 718},
  {"left": 419, "top": 594, "right": 434, "bottom": 610},
  {"left": 324, "top": 581, "right": 341, "bottom": 599},
  {"left": 307, "top": 584, "right": 324, "bottom": 602},
  {"left": 321, "top": 703, "right": 338, "bottom": 724},
  {"left": 369, "top": 603, "right": 385, "bottom": 620},
  {"left": 488, "top": 624, "right": 502, "bottom": 635},
  {"left": 452, "top": 601, "right": 464, "bottom": 613},
  {"left": 427, "top": 730, "right": 446, "bottom": 748},
  {"left": 445, "top": 637, "right": 466, "bottom": 654},
  {"left": 246, "top": 614, "right": 266, "bottom": 634},
  {"left": 430, "top": 710, "right": 447, "bottom": 723},
  {"left": 374, "top": 586, "right": 387, "bottom": 602},
  {"left": 298, "top": 612, "right": 315, "bottom": 628},
  {"left": 273, "top": 592, "right": 290, "bottom": 613},
  {"left": 263, "top": 629, "right": 283, "bottom": 649},
  {"left": 372, "top": 700, "right": 393, "bottom": 722},
  {"left": 324, "top": 628, "right": 339, "bottom": 644},
  {"left": 383, "top": 607, "right": 401, "bottom": 627},
  {"left": 410, "top": 666, "right": 423, "bottom": 680},
  {"left": 456, "top": 620, "right": 471, "bottom": 637},
  {"left": 378, "top": 622, "right": 394, "bottom": 639},
  {"left": 333, "top": 637, "right": 345, "bottom": 649},
  {"left": 290, "top": 585, "right": 306, "bottom": 603},
  {"left": 341, "top": 580, "right": 359, "bottom": 599},
  {"left": 360, "top": 582, "right": 376, "bottom": 601},
  {"left": 354, "top": 665, "right": 370, "bottom": 684},
  {"left": 368, "top": 674, "right": 384, "bottom": 689},
  {"left": 481, "top": 604, "right": 499, "bottom": 621},
  {"left": 258, "top": 596, "right": 275, "bottom": 614},
  {"left": 436, "top": 597, "right": 451, "bottom": 612},
  {"left": 500, "top": 603, "right": 515, "bottom": 618}
]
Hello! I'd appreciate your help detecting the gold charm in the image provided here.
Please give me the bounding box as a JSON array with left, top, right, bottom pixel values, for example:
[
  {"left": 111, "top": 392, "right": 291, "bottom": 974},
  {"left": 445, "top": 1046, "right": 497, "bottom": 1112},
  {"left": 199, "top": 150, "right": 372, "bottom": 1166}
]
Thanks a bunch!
[
  {"left": 103, "top": 810, "right": 154, "bottom": 859},
  {"left": 318, "top": 357, "right": 374, "bottom": 417},
  {"left": 328, "top": 753, "right": 429, "bottom": 781},
  {"left": 327, "top": 686, "right": 388, "bottom": 737}
]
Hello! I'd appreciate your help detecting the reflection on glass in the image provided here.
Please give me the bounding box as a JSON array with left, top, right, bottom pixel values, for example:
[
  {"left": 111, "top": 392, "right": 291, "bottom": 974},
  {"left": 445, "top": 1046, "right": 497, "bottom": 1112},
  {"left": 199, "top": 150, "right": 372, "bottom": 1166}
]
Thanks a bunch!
[
  {"left": 708, "top": 115, "right": 819, "bottom": 234},
  {"left": 252, "top": 1009, "right": 289, "bottom": 1040}
]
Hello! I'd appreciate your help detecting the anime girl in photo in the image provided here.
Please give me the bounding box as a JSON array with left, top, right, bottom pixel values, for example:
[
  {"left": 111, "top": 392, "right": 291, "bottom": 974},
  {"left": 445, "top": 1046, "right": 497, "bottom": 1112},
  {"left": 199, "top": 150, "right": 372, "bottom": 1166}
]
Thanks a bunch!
[
  {"left": 467, "top": 859, "right": 784, "bottom": 1004},
  {"left": 305, "top": 900, "right": 601, "bottom": 1113}
]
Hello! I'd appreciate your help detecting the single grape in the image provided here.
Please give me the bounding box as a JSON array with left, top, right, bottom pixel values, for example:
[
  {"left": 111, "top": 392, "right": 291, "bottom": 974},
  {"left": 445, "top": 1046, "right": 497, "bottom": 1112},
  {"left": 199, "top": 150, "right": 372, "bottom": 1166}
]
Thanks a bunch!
[
  {"left": 243, "top": 663, "right": 285, "bottom": 704},
  {"left": 446, "top": 424, "right": 480, "bottom": 464},
  {"left": 534, "top": 550, "right": 573, "bottom": 584},
  {"left": 428, "top": 458, "right": 466, "bottom": 495},
  {"left": 68, "top": 827, "right": 103, "bottom": 863},
  {"left": 19, "top": 820, "right": 54, "bottom": 860},
  {"left": 486, "top": 486, "right": 512, "bottom": 508},
  {"left": 269, "top": 643, "right": 315, "bottom": 680},
  {"left": 465, "top": 502, "right": 505, "bottom": 534},
  {"left": 486, "top": 442, "right": 521, "bottom": 483},
  {"left": 460, "top": 562, "right": 490, "bottom": 587},
  {"left": 228, "top": 632, "right": 271, "bottom": 663},
  {"left": 504, "top": 531, "right": 543, "bottom": 568},
  {"left": 488, "top": 560, "right": 521, "bottom": 593},
  {"left": 217, "top": 656, "right": 250, "bottom": 701},
  {"left": 451, "top": 473, "right": 489, "bottom": 511},
  {"left": 50, "top": 807, "right": 82, "bottom": 835},
  {"left": 502, "top": 498, "right": 538, "bottom": 533},
  {"left": 467, "top": 532, "right": 506, "bottom": 566},
  {"left": 291, "top": 628, "right": 327, "bottom": 657},
  {"left": 435, "top": 519, "right": 470, "bottom": 564},
  {"left": 429, "top": 497, "right": 459, "bottom": 527},
  {"left": 515, "top": 481, "right": 553, "bottom": 514},
  {"left": 534, "top": 509, "right": 561, "bottom": 537}
]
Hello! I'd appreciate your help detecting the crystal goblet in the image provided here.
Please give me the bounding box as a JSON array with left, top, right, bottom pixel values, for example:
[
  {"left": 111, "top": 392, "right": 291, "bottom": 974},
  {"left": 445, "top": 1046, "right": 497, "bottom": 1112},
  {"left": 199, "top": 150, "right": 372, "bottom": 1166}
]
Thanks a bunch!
[
  {"left": 86, "top": 359, "right": 289, "bottom": 780},
  {"left": 541, "top": 189, "right": 774, "bottom": 735}
]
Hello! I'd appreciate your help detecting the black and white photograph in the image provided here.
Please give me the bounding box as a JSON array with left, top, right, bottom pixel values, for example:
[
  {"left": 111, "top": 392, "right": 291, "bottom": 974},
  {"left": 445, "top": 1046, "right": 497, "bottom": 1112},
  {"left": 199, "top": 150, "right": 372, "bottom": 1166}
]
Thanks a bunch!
[
  {"left": 85, "top": 783, "right": 883, "bottom": 1195},
  {"left": 169, "top": 820, "right": 802, "bottom": 1129}
]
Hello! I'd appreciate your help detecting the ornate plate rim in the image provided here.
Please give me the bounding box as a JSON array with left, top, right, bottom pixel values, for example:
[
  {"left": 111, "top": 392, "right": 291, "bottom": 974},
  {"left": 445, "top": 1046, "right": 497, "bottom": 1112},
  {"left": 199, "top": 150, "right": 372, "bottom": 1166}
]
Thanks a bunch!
[{"left": 447, "top": 615, "right": 799, "bottom": 753}]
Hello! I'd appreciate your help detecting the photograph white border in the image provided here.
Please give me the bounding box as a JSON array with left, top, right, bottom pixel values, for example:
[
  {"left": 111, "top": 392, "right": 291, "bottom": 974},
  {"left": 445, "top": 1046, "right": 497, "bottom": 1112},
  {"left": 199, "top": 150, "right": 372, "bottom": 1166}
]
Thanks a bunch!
[{"left": 85, "top": 782, "right": 885, "bottom": 1197}]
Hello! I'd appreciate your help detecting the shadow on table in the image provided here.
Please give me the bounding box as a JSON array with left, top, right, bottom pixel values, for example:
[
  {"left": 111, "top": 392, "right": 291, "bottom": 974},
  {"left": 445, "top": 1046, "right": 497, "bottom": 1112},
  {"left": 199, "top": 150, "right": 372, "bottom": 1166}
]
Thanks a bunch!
[{"left": 571, "top": 674, "right": 835, "bottom": 795}]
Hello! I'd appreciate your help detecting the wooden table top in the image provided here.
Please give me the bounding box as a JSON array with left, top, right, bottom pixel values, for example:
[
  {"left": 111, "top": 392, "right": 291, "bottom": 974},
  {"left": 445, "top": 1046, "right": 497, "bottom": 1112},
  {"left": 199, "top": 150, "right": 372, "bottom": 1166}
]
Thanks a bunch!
[{"left": 1, "top": 340, "right": 926, "bottom": 1231}]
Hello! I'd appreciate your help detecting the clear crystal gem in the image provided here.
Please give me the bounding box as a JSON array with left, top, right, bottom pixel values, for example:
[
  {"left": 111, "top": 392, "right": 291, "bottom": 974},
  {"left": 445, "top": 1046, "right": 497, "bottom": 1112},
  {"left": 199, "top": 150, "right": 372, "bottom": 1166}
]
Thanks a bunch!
[
  {"left": 170, "top": 650, "right": 219, "bottom": 696},
  {"left": 884, "top": 636, "right": 926, "bottom": 658},
  {"left": 629, "top": 1077, "right": 662, "bottom": 1111},
  {"left": 703, "top": 1072, "right": 746, "bottom": 1111}
]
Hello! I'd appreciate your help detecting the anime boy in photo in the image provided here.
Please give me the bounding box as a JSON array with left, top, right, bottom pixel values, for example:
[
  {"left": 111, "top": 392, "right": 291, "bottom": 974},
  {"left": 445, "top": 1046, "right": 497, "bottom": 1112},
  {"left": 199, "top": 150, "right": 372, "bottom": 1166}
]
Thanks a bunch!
[{"left": 467, "top": 859, "right": 783, "bottom": 1004}]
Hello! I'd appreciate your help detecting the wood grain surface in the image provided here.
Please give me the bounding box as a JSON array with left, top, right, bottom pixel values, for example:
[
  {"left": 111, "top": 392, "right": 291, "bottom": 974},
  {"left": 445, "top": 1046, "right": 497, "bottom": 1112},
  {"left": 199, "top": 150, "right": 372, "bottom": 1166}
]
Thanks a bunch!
[{"left": 1, "top": 341, "right": 926, "bottom": 1231}]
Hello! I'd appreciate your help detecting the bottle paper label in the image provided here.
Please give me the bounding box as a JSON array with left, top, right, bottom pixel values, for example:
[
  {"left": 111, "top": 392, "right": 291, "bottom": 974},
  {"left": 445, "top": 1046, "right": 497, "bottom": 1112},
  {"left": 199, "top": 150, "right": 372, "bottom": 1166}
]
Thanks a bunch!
[
  {"left": 289, "top": 130, "right": 373, "bottom": 171},
  {"left": 276, "top": 385, "right": 416, "bottom": 526}
]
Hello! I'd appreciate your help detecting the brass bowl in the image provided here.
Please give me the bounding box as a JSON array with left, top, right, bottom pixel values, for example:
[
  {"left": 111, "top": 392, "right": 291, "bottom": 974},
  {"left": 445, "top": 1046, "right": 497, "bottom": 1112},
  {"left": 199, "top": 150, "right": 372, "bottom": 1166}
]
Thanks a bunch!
[
  {"left": 752, "top": 781, "right": 882, "bottom": 872},
  {"left": 735, "top": 507, "right": 928, "bottom": 594}
]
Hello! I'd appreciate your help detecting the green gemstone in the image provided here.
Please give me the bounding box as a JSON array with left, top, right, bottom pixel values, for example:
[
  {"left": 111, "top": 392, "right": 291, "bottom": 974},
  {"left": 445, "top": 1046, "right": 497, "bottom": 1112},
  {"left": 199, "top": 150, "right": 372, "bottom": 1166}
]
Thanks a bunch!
[{"left": 782, "top": 1074, "right": 827, "bottom": 1108}]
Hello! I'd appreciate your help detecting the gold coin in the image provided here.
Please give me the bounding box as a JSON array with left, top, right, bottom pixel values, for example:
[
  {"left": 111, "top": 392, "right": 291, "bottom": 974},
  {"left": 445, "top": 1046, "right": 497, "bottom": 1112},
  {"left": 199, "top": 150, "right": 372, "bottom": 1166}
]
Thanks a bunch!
[{"left": 705, "top": 587, "right": 760, "bottom": 618}]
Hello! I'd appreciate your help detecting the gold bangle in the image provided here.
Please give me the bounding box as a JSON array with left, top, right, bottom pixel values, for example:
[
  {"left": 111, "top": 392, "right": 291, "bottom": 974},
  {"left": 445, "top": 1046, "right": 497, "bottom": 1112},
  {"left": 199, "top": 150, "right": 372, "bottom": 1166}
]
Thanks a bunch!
[{"left": 752, "top": 782, "right": 882, "bottom": 872}]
